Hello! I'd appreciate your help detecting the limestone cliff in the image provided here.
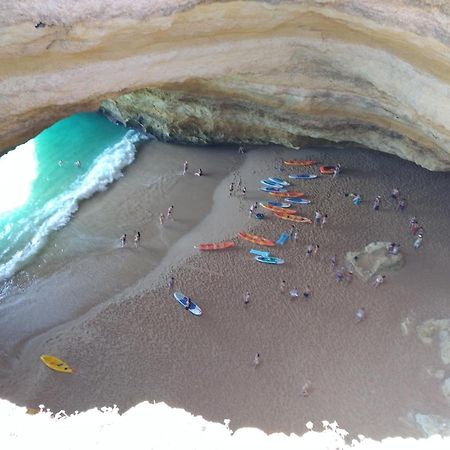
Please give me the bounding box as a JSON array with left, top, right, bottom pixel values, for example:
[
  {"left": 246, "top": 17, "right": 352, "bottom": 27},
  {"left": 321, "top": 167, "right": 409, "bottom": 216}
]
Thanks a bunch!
[{"left": 2, "top": 1, "right": 450, "bottom": 170}]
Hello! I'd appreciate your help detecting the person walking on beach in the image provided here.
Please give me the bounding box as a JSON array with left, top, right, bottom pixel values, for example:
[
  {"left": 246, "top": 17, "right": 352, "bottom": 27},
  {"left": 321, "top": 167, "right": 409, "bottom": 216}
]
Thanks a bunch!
[
  {"left": 168, "top": 276, "right": 175, "bottom": 290},
  {"left": 333, "top": 164, "right": 341, "bottom": 178},
  {"left": 303, "top": 285, "right": 312, "bottom": 300},
  {"left": 390, "top": 188, "right": 400, "bottom": 201},
  {"left": 321, "top": 214, "right": 328, "bottom": 228},
  {"left": 244, "top": 291, "right": 250, "bottom": 305},
  {"left": 306, "top": 244, "right": 313, "bottom": 257},
  {"left": 313, "top": 244, "right": 320, "bottom": 256},
  {"left": 373, "top": 274, "right": 385, "bottom": 287},
  {"left": 373, "top": 196, "right": 381, "bottom": 211},
  {"left": 355, "top": 307, "right": 366, "bottom": 323},
  {"left": 280, "top": 280, "right": 287, "bottom": 293},
  {"left": 229, "top": 182, "right": 234, "bottom": 196},
  {"left": 134, "top": 231, "right": 141, "bottom": 248},
  {"left": 413, "top": 234, "right": 423, "bottom": 249},
  {"left": 242, "top": 186, "right": 247, "bottom": 197},
  {"left": 249, "top": 203, "right": 256, "bottom": 217},
  {"left": 166, "top": 205, "right": 174, "bottom": 221},
  {"left": 254, "top": 353, "right": 261, "bottom": 367},
  {"left": 183, "top": 160, "right": 188, "bottom": 175},
  {"left": 159, "top": 213, "right": 165, "bottom": 225},
  {"left": 397, "top": 198, "right": 406, "bottom": 212},
  {"left": 120, "top": 233, "right": 127, "bottom": 248},
  {"left": 314, "top": 210, "right": 322, "bottom": 226},
  {"left": 330, "top": 255, "right": 337, "bottom": 270}
]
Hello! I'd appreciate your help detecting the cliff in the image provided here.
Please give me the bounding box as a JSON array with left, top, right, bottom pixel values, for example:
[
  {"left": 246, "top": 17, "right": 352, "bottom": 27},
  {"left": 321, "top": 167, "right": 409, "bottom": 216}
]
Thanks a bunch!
[{"left": 1, "top": 1, "right": 450, "bottom": 170}]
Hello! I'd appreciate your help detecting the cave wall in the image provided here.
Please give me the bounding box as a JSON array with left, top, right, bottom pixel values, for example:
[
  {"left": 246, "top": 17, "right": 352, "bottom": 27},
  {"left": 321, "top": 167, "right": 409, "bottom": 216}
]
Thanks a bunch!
[{"left": 1, "top": 1, "right": 450, "bottom": 170}]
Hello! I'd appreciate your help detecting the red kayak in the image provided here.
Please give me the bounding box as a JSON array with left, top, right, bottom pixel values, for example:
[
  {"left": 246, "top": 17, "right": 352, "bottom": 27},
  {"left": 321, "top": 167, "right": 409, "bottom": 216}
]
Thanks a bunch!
[{"left": 195, "top": 241, "right": 235, "bottom": 251}]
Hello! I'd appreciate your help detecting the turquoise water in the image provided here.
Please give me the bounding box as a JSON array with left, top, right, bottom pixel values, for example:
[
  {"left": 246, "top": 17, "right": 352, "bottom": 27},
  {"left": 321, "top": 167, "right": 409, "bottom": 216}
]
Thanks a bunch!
[{"left": 0, "top": 112, "right": 143, "bottom": 283}]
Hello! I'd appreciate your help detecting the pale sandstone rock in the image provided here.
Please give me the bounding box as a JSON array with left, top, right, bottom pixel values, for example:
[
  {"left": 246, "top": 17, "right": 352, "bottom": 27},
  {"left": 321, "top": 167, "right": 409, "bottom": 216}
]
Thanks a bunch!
[
  {"left": 2, "top": 1, "right": 450, "bottom": 170},
  {"left": 345, "top": 241, "right": 404, "bottom": 282}
]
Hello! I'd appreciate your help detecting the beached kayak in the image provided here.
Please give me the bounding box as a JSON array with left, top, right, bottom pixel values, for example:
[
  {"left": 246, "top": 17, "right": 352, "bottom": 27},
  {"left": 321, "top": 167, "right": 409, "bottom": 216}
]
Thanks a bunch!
[
  {"left": 259, "top": 202, "right": 297, "bottom": 214},
  {"left": 276, "top": 232, "right": 290, "bottom": 246},
  {"left": 40, "top": 355, "right": 73, "bottom": 373},
  {"left": 288, "top": 174, "right": 318, "bottom": 180},
  {"left": 283, "top": 160, "right": 316, "bottom": 166},
  {"left": 195, "top": 241, "right": 235, "bottom": 251},
  {"left": 249, "top": 249, "right": 271, "bottom": 257},
  {"left": 268, "top": 177, "right": 290, "bottom": 187},
  {"left": 269, "top": 191, "right": 304, "bottom": 198},
  {"left": 284, "top": 198, "right": 311, "bottom": 205},
  {"left": 255, "top": 256, "right": 285, "bottom": 265},
  {"left": 173, "top": 292, "right": 202, "bottom": 316},
  {"left": 267, "top": 201, "right": 291, "bottom": 208},
  {"left": 320, "top": 165, "right": 337, "bottom": 174},
  {"left": 274, "top": 212, "right": 312, "bottom": 224},
  {"left": 259, "top": 186, "right": 287, "bottom": 193},
  {"left": 238, "top": 231, "right": 276, "bottom": 247},
  {"left": 260, "top": 179, "right": 284, "bottom": 188}
]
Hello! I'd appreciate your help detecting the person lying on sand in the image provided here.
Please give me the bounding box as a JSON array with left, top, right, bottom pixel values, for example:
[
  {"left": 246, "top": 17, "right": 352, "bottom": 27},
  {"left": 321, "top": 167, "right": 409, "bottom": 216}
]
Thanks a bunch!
[{"left": 194, "top": 168, "right": 203, "bottom": 176}]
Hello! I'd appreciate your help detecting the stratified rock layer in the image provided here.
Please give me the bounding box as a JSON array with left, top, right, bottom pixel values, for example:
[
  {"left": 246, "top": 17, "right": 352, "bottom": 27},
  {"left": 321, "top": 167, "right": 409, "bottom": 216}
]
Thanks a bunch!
[{"left": 2, "top": 1, "right": 450, "bottom": 170}]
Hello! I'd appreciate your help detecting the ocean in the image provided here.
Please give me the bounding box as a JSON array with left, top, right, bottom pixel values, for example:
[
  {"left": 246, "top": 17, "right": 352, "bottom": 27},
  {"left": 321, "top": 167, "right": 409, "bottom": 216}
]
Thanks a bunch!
[{"left": 0, "top": 112, "right": 143, "bottom": 286}]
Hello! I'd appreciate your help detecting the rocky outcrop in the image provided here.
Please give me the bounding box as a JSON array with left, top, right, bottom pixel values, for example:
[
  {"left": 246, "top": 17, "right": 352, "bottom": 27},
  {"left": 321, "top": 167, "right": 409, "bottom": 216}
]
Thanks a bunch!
[
  {"left": 417, "top": 319, "right": 450, "bottom": 365},
  {"left": 345, "top": 241, "right": 404, "bottom": 282},
  {"left": 2, "top": 1, "right": 450, "bottom": 170}
]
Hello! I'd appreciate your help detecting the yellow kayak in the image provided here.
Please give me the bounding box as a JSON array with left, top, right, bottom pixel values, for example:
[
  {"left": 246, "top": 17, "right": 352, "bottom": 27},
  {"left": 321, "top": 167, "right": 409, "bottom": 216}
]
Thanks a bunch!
[{"left": 40, "top": 354, "right": 74, "bottom": 373}]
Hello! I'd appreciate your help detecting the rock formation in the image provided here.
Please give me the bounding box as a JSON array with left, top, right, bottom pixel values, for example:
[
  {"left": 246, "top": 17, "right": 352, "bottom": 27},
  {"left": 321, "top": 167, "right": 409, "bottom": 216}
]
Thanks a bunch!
[
  {"left": 2, "top": 1, "right": 450, "bottom": 170},
  {"left": 345, "top": 241, "right": 404, "bottom": 282}
]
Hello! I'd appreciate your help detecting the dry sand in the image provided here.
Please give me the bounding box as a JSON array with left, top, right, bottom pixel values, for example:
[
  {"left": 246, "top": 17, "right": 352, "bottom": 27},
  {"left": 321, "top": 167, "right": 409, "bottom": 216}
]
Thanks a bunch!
[{"left": 1, "top": 142, "right": 450, "bottom": 440}]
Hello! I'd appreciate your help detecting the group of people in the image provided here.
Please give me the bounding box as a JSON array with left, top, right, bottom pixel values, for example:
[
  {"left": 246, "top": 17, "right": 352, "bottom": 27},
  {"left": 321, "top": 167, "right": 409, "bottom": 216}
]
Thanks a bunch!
[
  {"left": 120, "top": 231, "right": 141, "bottom": 248},
  {"left": 183, "top": 160, "right": 204, "bottom": 177}
]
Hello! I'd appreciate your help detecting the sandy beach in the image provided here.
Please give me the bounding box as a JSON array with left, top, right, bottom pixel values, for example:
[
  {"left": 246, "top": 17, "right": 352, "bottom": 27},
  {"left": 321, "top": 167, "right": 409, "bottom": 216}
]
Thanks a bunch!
[{"left": 1, "top": 141, "right": 450, "bottom": 440}]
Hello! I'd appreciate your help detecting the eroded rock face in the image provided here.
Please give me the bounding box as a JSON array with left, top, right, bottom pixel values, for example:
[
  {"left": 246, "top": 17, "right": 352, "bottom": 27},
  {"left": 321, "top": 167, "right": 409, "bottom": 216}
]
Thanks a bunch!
[{"left": 2, "top": 1, "right": 450, "bottom": 170}]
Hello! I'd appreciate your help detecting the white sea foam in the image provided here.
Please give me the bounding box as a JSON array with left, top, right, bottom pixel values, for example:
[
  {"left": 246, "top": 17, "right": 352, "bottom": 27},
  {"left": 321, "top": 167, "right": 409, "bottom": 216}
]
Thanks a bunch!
[{"left": 0, "top": 130, "right": 144, "bottom": 283}]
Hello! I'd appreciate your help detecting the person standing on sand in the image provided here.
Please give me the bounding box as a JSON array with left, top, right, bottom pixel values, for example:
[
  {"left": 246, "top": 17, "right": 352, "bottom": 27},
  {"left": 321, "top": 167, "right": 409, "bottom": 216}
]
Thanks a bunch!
[
  {"left": 373, "top": 196, "right": 381, "bottom": 211},
  {"left": 183, "top": 160, "right": 188, "bottom": 175},
  {"left": 306, "top": 244, "right": 313, "bottom": 257},
  {"left": 373, "top": 274, "right": 385, "bottom": 287},
  {"left": 229, "top": 182, "right": 234, "bottom": 196},
  {"left": 134, "top": 231, "right": 141, "bottom": 248},
  {"left": 355, "top": 307, "right": 366, "bottom": 323},
  {"left": 244, "top": 292, "right": 250, "bottom": 305},
  {"left": 168, "top": 276, "right": 175, "bottom": 290},
  {"left": 249, "top": 203, "right": 256, "bottom": 217},
  {"left": 301, "top": 380, "right": 312, "bottom": 396},
  {"left": 280, "top": 280, "right": 286, "bottom": 293},
  {"left": 321, "top": 214, "right": 328, "bottom": 228},
  {"left": 313, "top": 244, "right": 320, "bottom": 256},
  {"left": 159, "top": 213, "right": 165, "bottom": 225},
  {"left": 391, "top": 188, "right": 400, "bottom": 201},
  {"left": 242, "top": 186, "right": 247, "bottom": 197},
  {"left": 333, "top": 164, "right": 341, "bottom": 178},
  {"left": 314, "top": 210, "right": 322, "bottom": 226},
  {"left": 330, "top": 255, "right": 337, "bottom": 269},
  {"left": 293, "top": 230, "right": 299, "bottom": 242},
  {"left": 303, "top": 285, "right": 312, "bottom": 300},
  {"left": 120, "top": 233, "right": 127, "bottom": 248},
  {"left": 167, "top": 205, "right": 174, "bottom": 221},
  {"left": 254, "top": 353, "right": 261, "bottom": 366},
  {"left": 351, "top": 193, "right": 361, "bottom": 205},
  {"left": 397, "top": 199, "right": 406, "bottom": 211},
  {"left": 413, "top": 234, "right": 423, "bottom": 249},
  {"left": 336, "top": 267, "right": 344, "bottom": 283}
]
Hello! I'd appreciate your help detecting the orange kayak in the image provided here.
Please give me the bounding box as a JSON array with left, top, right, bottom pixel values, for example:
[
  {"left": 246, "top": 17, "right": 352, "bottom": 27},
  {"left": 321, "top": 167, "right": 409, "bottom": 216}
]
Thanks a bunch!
[
  {"left": 320, "top": 165, "right": 336, "bottom": 174},
  {"left": 274, "top": 212, "right": 312, "bottom": 224},
  {"left": 259, "top": 203, "right": 297, "bottom": 215},
  {"left": 238, "top": 232, "right": 276, "bottom": 247},
  {"left": 284, "top": 160, "right": 316, "bottom": 166},
  {"left": 269, "top": 191, "right": 304, "bottom": 198},
  {"left": 195, "top": 241, "right": 235, "bottom": 251}
]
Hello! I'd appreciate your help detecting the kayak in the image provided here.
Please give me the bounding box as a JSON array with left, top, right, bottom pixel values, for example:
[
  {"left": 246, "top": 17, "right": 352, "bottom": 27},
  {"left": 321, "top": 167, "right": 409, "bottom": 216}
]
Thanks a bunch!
[
  {"left": 267, "top": 201, "right": 291, "bottom": 208},
  {"left": 269, "top": 191, "right": 304, "bottom": 198},
  {"left": 283, "top": 160, "right": 316, "bottom": 166},
  {"left": 320, "top": 165, "right": 337, "bottom": 174},
  {"left": 259, "top": 202, "right": 297, "bottom": 214},
  {"left": 238, "top": 231, "right": 276, "bottom": 247},
  {"left": 284, "top": 198, "right": 311, "bottom": 205},
  {"left": 259, "top": 186, "right": 287, "bottom": 193},
  {"left": 276, "top": 232, "right": 290, "bottom": 246},
  {"left": 40, "top": 355, "right": 73, "bottom": 374},
  {"left": 173, "top": 292, "right": 202, "bottom": 316},
  {"left": 195, "top": 241, "right": 235, "bottom": 251},
  {"left": 288, "top": 174, "right": 318, "bottom": 180},
  {"left": 249, "top": 249, "right": 271, "bottom": 257},
  {"left": 268, "top": 177, "right": 290, "bottom": 187},
  {"left": 274, "top": 212, "right": 312, "bottom": 224},
  {"left": 255, "top": 256, "right": 285, "bottom": 265},
  {"left": 260, "top": 179, "right": 285, "bottom": 188}
]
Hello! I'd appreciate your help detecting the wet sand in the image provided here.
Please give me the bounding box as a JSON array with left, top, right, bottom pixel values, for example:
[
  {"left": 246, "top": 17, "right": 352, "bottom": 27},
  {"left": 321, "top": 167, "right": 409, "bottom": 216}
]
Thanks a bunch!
[{"left": 1, "top": 142, "right": 450, "bottom": 440}]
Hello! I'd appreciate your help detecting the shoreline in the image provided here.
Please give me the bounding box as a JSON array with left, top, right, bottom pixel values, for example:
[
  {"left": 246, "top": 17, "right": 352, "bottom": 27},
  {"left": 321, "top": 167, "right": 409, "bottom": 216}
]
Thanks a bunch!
[{"left": 1, "top": 142, "right": 450, "bottom": 440}]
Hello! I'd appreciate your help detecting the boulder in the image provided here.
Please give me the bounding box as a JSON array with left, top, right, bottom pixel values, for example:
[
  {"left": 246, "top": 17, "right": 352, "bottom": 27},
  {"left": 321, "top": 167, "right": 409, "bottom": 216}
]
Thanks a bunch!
[{"left": 345, "top": 241, "right": 404, "bottom": 282}]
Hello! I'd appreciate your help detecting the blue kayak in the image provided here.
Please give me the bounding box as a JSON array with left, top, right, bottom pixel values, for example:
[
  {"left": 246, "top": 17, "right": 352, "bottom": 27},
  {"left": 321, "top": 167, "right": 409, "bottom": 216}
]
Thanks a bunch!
[
  {"left": 284, "top": 198, "right": 311, "bottom": 205},
  {"left": 276, "top": 232, "right": 290, "bottom": 246},
  {"left": 260, "top": 179, "right": 285, "bottom": 188},
  {"left": 288, "top": 174, "right": 318, "bottom": 180},
  {"left": 255, "top": 256, "right": 285, "bottom": 265},
  {"left": 268, "top": 177, "right": 290, "bottom": 187},
  {"left": 259, "top": 186, "right": 287, "bottom": 193},
  {"left": 173, "top": 292, "right": 202, "bottom": 316},
  {"left": 267, "top": 201, "right": 291, "bottom": 208}
]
